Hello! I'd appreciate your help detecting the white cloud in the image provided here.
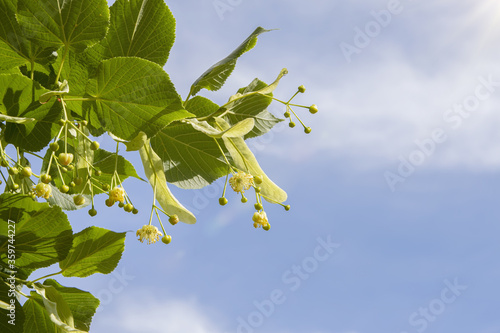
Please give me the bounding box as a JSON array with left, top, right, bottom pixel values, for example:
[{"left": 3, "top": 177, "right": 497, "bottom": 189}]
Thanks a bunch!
[
  {"left": 103, "top": 1, "right": 500, "bottom": 172},
  {"left": 233, "top": 0, "right": 500, "bottom": 171},
  {"left": 95, "top": 293, "right": 226, "bottom": 333}
]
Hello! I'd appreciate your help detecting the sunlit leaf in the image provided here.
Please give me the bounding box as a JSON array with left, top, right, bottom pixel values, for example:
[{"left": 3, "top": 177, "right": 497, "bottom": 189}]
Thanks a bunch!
[
  {"left": 67, "top": 57, "right": 192, "bottom": 140},
  {"left": 0, "top": 193, "right": 73, "bottom": 270},
  {"left": 151, "top": 123, "right": 228, "bottom": 189},
  {"left": 59, "top": 227, "right": 125, "bottom": 278},
  {"left": 0, "top": 74, "right": 62, "bottom": 152},
  {"left": 42, "top": 279, "right": 99, "bottom": 332},
  {"left": 96, "top": 0, "right": 176, "bottom": 66},
  {"left": 17, "top": 0, "right": 110, "bottom": 52},
  {"left": 189, "top": 27, "right": 270, "bottom": 96}
]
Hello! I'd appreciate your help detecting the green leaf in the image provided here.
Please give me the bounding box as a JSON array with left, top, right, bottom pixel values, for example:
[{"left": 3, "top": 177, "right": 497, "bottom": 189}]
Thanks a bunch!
[
  {"left": 33, "top": 283, "right": 77, "bottom": 331},
  {"left": 241, "top": 109, "right": 282, "bottom": 139},
  {"left": 42, "top": 279, "right": 99, "bottom": 332},
  {"left": 185, "top": 96, "right": 220, "bottom": 118},
  {"left": 216, "top": 118, "right": 287, "bottom": 203},
  {"left": 67, "top": 57, "right": 193, "bottom": 140},
  {"left": 97, "top": 0, "right": 176, "bottom": 66},
  {"left": 0, "top": 0, "right": 31, "bottom": 70},
  {"left": 139, "top": 141, "right": 196, "bottom": 224},
  {"left": 83, "top": 147, "right": 144, "bottom": 195},
  {"left": 0, "top": 66, "right": 21, "bottom": 75},
  {"left": 18, "top": 62, "right": 57, "bottom": 91},
  {"left": 189, "top": 27, "right": 270, "bottom": 97},
  {"left": 0, "top": 41, "right": 27, "bottom": 71},
  {"left": 17, "top": 0, "right": 110, "bottom": 52},
  {"left": 23, "top": 297, "right": 56, "bottom": 333},
  {"left": 0, "top": 74, "right": 62, "bottom": 152},
  {"left": 0, "top": 0, "right": 60, "bottom": 71},
  {"left": 47, "top": 186, "right": 92, "bottom": 211},
  {"left": 150, "top": 123, "right": 229, "bottom": 189},
  {"left": 0, "top": 193, "right": 73, "bottom": 270},
  {"left": 59, "top": 226, "right": 125, "bottom": 278},
  {"left": 223, "top": 73, "right": 286, "bottom": 139},
  {"left": 93, "top": 147, "right": 143, "bottom": 180},
  {"left": 25, "top": 284, "right": 87, "bottom": 333},
  {"left": 0, "top": 277, "right": 25, "bottom": 333},
  {"left": 53, "top": 47, "right": 94, "bottom": 99}
]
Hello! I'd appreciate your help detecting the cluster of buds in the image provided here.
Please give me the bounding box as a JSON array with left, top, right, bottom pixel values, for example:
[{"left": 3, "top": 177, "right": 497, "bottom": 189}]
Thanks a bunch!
[
  {"left": 38, "top": 118, "right": 102, "bottom": 210},
  {"left": 0, "top": 144, "right": 52, "bottom": 199},
  {"left": 50, "top": 116, "right": 141, "bottom": 218},
  {"left": 219, "top": 170, "right": 291, "bottom": 231},
  {"left": 0, "top": 114, "right": 140, "bottom": 220},
  {"left": 104, "top": 184, "right": 138, "bottom": 214},
  {"left": 281, "top": 85, "right": 318, "bottom": 134}
]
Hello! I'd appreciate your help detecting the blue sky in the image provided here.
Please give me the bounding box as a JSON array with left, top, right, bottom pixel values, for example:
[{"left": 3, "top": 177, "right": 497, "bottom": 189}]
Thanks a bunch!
[{"left": 33, "top": 1, "right": 500, "bottom": 332}]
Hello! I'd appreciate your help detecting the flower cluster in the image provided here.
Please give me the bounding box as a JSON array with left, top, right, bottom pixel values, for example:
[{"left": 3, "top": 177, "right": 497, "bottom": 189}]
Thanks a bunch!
[
  {"left": 229, "top": 172, "right": 254, "bottom": 193},
  {"left": 136, "top": 225, "right": 163, "bottom": 245}
]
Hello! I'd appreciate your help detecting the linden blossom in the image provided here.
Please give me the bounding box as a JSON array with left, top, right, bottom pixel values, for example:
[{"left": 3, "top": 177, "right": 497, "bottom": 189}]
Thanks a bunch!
[
  {"left": 229, "top": 171, "right": 254, "bottom": 193},
  {"left": 136, "top": 225, "right": 163, "bottom": 245}
]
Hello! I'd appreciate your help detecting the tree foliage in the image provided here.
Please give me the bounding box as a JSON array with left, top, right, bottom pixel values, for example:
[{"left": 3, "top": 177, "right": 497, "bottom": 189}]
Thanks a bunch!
[{"left": 0, "top": 0, "right": 317, "bottom": 331}]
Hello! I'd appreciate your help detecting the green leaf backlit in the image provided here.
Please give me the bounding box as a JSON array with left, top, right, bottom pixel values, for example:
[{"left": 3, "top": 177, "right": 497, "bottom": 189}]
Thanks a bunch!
[
  {"left": 223, "top": 77, "right": 284, "bottom": 139},
  {"left": 59, "top": 226, "right": 125, "bottom": 278},
  {"left": 97, "top": 0, "right": 176, "bottom": 66},
  {"left": 0, "top": 193, "right": 73, "bottom": 270},
  {"left": 43, "top": 279, "right": 99, "bottom": 332},
  {"left": 151, "top": 123, "right": 229, "bottom": 189},
  {"left": 189, "top": 27, "right": 270, "bottom": 97},
  {"left": 17, "top": 0, "right": 110, "bottom": 52},
  {"left": 0, "top": 74, "right": 62, "bottom": 152},
  {"left": 68, "top": 57, "right": 193, "bottom": 140}
]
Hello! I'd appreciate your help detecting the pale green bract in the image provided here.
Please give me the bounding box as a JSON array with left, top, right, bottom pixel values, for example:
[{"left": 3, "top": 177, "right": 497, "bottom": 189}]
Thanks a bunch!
[{"left": 139, "top": 140, "right": 197, "bottom": 224}]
